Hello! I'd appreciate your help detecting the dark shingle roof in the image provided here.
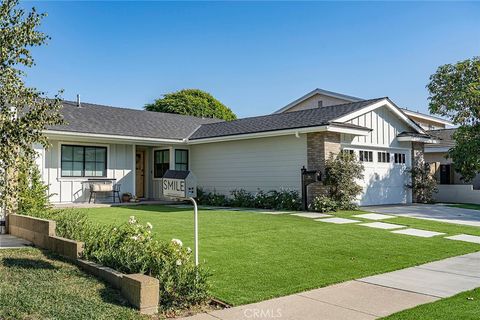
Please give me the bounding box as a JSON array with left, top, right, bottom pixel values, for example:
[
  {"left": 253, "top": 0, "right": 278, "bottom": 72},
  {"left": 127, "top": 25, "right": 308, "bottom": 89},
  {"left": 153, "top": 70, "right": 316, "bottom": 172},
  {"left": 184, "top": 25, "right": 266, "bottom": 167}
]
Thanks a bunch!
[
  {"left": 426, "top": 128, "right": 456, "bottom": 148},
  {"left": 397, "top": 131, "right": 434, "bottom": 139},
  {"left": 189, "top": 98, "right": 385, "bottom": 140},
  {"left": 48, "top": 101, "right": 222, "bottom": 140}
]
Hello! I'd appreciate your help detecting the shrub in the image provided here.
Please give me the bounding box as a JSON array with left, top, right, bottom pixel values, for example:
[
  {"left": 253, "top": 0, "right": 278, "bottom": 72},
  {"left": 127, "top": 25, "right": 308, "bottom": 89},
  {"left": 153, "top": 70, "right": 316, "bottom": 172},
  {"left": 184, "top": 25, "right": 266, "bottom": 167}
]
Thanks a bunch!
[
  {"left": 406, "top": 163, "right": 438, "bottom": 203},
  {"left": 27, "top": 210, "right": 210, "bottom": 311},
  {"left": 230, "top": 189, "right": 255, "bottom": 208},
  {"left": 17, "top": 163, "right": 52, "bottom": 216},
  {"left": 197, "top": 188, "right": 230, "bottom": 206},
  {"left": 309, "top": 195, "right": 338, "bottom": 213},
  {"left": 268, "top": 189, "right": 302, "bottom": 211},
  {"left": 324, "top": 152, "right": 364, "bottom": 210}
]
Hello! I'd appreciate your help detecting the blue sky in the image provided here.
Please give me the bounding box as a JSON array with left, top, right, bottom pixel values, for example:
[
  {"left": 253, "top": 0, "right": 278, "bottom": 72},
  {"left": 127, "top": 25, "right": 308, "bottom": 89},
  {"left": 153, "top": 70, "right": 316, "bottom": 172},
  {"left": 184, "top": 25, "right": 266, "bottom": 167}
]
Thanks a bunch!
[{"left": 22, "top": 1, "right": 480, "bottom": 118}]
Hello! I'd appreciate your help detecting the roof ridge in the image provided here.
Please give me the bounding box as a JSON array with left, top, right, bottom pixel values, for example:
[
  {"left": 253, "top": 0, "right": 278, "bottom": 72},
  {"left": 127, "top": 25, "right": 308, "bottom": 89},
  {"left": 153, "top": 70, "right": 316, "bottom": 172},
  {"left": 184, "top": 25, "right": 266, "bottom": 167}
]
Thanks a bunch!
[
  {"left": 61, "top": 100, "right": 223, "bottom": 122},
  {"left": 197, "top": 97, "right": 387, "bottom": 129}
]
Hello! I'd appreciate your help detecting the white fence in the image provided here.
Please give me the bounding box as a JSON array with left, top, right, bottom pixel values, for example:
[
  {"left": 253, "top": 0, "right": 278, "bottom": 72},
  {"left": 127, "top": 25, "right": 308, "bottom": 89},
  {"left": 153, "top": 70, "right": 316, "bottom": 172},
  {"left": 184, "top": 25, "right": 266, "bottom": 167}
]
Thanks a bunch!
[{"left": 435, "top": 184, "right": 480, "bottom": 204}]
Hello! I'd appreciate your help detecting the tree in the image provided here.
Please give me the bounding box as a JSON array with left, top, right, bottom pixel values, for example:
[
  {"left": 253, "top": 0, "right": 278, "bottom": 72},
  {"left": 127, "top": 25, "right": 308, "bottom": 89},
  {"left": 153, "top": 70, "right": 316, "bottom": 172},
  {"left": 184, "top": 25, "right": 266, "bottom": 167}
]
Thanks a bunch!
[
  {"left": 406, "top": 163, "right": 438, "bottom": 204},
  {"left": 324, "top": 151, "right": 364, "bottom": 210},
  {"left": 0, "top": 0, "right": 63, "bottom": 217},
  {"left": 427, "top": 57, "right": 480, "bottom": 181},
  {"left": 145, "top": 89, "right": 237, "bottom": 121}
]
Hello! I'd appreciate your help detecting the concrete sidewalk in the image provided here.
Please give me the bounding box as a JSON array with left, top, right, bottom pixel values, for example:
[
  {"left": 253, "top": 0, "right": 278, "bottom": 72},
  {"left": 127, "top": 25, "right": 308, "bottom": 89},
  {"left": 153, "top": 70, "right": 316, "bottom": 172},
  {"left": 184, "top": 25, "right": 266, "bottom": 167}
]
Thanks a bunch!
[
  {"left": 181, "top": 251, "right": 480, "bottom": 320},
  {"left": 0, "top": 234, "right": 32, "bottom": 249}
]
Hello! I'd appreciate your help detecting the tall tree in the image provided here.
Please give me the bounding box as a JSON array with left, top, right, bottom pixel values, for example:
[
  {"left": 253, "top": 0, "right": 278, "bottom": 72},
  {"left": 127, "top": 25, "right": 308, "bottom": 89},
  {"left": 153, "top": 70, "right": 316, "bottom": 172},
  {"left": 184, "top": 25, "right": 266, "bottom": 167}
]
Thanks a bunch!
[
  {"left": 145, "top": 89, "right": 237, "bottom": 121},
  {"left": 427, "top": 57, "right": 480, "bottom": 181},
  {"left": 0, "top": 0, "right": 63, "bottom": 217}
]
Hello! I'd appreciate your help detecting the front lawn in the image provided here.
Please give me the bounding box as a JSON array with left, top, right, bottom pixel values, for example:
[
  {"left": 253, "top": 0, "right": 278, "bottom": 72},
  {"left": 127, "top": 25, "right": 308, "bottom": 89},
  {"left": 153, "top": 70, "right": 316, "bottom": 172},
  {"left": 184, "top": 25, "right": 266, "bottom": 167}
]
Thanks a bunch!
[
  {"left": 383, "top": 287, "right": 480, "bottom": 320},
  {"left": 448, "top": 203, "right": 480, "bottom": 211},
  {"left": 77, "top": 205, "right": 480, "bottom": 306},
  {"left": 0, "top": 248, "right": 146, "bottom": 320}
]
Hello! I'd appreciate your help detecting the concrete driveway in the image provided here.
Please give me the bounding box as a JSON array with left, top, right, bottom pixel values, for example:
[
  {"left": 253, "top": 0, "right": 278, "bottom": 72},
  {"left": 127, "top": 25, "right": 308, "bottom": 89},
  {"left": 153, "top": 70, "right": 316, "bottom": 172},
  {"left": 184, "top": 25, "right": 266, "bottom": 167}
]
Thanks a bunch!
[{"left": 362, "top": 204, "right": 480, "bottom": 227}]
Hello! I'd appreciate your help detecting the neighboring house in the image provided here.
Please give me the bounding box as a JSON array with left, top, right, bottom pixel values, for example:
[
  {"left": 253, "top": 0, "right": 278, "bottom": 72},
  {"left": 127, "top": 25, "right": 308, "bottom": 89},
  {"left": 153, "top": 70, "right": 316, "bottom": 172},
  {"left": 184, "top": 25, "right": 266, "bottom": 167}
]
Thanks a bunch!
[
  {"left": 38, "top": 94, "right": 436, "bottom": 206},
  {"left": 425, "top": 128, "right": 480, "bottom": 204}
]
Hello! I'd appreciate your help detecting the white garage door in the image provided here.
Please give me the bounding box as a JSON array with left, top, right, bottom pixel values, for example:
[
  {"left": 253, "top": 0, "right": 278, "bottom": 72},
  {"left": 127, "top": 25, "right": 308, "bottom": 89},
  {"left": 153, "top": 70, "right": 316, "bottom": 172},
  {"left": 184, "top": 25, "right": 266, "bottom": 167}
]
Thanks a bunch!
[{"left": 347, "top": 148, "right": 411, "bottom": 206}]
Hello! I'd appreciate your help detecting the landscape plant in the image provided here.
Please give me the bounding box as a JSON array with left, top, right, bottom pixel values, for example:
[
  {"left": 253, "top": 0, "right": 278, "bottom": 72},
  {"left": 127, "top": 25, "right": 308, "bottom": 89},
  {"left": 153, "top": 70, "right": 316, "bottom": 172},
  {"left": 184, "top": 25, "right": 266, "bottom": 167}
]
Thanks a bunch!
[
  {"left": 0, "top": 0, "right": 64, "bottom": 217},
  {"left": 26, "top": 209, "right": 210, "bottom": 311},
  {"left": 428, "top": 56, "right": 480, "bottom": 182},
  {"left": 406, "top": 163, "right": 438, "bottom": 204},
  {"left": 323, "top": 151, "right": 364, "bottom": 210},
  {"left": 309, "top": 195, "right": 338, "bottom": 213}
]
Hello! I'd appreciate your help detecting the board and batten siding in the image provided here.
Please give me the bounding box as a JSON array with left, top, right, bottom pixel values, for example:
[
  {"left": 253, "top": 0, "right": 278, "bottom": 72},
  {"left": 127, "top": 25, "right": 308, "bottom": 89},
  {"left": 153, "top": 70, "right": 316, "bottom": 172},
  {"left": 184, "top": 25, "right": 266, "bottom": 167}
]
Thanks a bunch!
[
  {"left": 40, "top": 140, "right": 135, "bottom": 203},
  {"left": 190, "top": 135, "right": 307, "bottom": 195},
  {"left": 341, "top": 106, "right": 412, "bottom": 148}
]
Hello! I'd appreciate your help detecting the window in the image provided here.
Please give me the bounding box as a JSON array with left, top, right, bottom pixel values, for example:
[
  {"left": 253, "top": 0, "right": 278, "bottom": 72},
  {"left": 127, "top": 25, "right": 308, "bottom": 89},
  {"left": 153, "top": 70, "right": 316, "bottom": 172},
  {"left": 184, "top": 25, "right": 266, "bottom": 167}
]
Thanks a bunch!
[
  {"left": 394, "top": 153, "right": 406, "bottom": 164},
  {"left": 175, "top": 149, "right": 189, "bottom": 171},
  {"left": 377, "top": 152, "right": 390, "bottom": 163},
  {"left": 154, "top": 149, "right": 170, "bottom": 178},
  {"left": 359, "top": 150, "right": 373, "bottom": 162},
  {"left": 440, "top": 164, "right": 452, "bottom": 184},
  {"left": 61, "top": 145, "right": 107, "bottom": 177}
]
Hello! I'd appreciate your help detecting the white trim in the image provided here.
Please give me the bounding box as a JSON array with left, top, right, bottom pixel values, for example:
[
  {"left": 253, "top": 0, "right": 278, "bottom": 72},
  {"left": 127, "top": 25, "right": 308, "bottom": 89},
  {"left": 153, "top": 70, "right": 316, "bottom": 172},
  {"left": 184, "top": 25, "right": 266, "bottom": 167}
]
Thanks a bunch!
[
  {"left": 45, "top": 130, "right": 186, "bottom": 145},
  {"left": 425, "top": 146, "right": 451, "bottom": 153},
  {"left": 340, "top": 143, "right": 412, "bottom": 151},
  {"left": 274, "top": 88, "right": 362, "bottom": 114},
  {"left": 401, "top": 109, "right": 453, "bottom": 126},
  {"left": 187, "top": 125, "right": 370, "bottom": 145},
  {"left": 334, "top": 98, "right": 426, "bottom": 134},
  {"left": 397, "top": 136, "right": 439, "bottom": 144},
  {"left": 56, "top": 141, "right": 111, "bottom": 182},
  {"left": 132, "top": 144, "right": 136, "bottom": 197}
]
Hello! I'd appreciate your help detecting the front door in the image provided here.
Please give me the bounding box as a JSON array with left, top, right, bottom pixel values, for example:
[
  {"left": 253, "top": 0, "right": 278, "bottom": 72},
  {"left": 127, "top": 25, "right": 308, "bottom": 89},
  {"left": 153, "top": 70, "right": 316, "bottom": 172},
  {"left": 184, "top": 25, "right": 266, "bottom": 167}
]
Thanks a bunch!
[{"left": 135, "top": 151, "right": 145, "bottom": 198}]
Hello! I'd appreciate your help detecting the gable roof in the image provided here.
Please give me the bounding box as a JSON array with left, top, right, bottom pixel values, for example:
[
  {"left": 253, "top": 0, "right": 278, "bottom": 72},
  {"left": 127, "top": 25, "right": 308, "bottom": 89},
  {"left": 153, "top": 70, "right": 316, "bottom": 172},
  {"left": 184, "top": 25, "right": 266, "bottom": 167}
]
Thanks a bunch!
[
  {"left": 47, "top": 100, "right": 222, "bottom": 140},
  {"left": 274, "top": 88, "right": 363, "bottom": 114},
  {"left": 189, "top": 98, "right": 384, "bottom": 140}
]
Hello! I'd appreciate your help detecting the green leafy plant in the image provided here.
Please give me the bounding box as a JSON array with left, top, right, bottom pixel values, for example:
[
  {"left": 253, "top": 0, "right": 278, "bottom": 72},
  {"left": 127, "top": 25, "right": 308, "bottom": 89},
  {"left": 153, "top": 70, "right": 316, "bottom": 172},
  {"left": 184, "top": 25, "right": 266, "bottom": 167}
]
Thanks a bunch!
[
  {"left": 427, "top": 56, "right": 480, "bottom": 181},
  {"left": 145, "top": 89, "right": 237, "bottom": 121},
  {"left": 309, "top": 195, "right": 338, "bottom": 213},
  {"left": 406, "top": 163, "right": 438, "bottom": 204},
  {"left": 324, "top": 151, "right": 364, "bottom": 210},
  {"left": 17, "top": 163, "right": 52, "bottom": 216},
  {"left": 0, "top": 0, "right": 63, "bottom": 216},
  {"left": 230, "top": 189, "right": 255, "bottom": 208},
  {"left": 27, "top": 210, "right": 210, "bottom": 311}
]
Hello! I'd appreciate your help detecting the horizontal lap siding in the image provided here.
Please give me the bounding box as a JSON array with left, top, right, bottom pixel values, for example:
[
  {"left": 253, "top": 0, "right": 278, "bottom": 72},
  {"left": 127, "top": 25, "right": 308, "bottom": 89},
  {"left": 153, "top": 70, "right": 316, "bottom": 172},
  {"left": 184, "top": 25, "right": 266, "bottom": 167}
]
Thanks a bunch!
[{"left": 191, "top": 135, "right": 307, "bottom": 195}]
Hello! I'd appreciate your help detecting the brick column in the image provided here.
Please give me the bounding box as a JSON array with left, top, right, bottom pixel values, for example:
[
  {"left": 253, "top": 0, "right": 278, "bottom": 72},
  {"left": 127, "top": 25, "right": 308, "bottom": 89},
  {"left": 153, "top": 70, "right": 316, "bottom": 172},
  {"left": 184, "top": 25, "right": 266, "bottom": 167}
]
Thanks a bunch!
[{"left": 306, "top": 132, "right": 341, "bottom": 206}]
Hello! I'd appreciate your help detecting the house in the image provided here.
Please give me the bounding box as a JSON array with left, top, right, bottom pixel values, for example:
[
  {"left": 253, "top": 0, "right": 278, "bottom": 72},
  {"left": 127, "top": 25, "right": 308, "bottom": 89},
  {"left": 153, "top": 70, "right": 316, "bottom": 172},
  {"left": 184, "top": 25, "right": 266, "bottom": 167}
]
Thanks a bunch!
[{"left": 38, "top": 92, "right": 438, "bottom": 207}]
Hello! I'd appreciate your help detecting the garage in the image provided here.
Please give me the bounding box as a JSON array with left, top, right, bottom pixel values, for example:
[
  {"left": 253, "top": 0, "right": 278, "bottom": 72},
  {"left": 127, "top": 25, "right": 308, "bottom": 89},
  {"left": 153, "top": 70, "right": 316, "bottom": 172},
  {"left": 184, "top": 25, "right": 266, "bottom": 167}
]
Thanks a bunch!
[{"left": 346, "top": 148, "right": 412, "bottom": 206}]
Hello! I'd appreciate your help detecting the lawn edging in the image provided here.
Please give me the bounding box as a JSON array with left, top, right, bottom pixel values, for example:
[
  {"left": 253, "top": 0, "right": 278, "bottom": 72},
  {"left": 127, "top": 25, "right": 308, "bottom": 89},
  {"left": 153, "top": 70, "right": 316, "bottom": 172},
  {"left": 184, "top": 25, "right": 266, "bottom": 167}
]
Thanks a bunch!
[{"left": 7, "top": 213, "right": 159, "bottom": 315}]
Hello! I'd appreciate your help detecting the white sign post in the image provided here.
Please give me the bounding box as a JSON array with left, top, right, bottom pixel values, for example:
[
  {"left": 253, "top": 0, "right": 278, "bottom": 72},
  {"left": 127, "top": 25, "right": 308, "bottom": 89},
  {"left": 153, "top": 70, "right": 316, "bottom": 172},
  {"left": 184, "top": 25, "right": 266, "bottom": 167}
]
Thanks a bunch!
[{"left": 162, "top": 170, "right": 199, "bottom": 266}]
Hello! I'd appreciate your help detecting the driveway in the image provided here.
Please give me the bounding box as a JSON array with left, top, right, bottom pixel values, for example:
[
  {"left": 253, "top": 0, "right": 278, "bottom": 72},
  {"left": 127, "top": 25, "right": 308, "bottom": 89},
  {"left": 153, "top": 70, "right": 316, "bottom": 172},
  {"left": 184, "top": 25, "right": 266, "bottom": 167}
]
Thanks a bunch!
[{"left": 362, "top": 204, "right": 480, "bottom": 227}]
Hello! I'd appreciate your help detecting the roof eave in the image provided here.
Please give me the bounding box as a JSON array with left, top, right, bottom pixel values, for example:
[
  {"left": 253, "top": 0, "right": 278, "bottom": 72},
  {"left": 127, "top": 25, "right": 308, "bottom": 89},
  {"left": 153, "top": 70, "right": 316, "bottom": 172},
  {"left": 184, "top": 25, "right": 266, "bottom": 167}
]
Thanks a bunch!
[
  {"left": 44, "top": 129, "right": 187, "bottom": 145},
  {"left": 187, "top": 124, "right": 370, "bottom": 145},
  {"left": 397, "top": 136, "right": 439, "bottom": 144}
]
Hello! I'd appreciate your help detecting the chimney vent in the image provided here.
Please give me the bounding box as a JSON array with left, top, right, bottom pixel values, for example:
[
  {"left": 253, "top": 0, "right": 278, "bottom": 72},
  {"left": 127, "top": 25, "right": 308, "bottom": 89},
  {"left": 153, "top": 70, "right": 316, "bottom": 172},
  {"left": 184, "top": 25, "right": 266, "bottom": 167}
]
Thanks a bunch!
[{"left": 77, "top": 94, "right": 81, "bottom": 108}]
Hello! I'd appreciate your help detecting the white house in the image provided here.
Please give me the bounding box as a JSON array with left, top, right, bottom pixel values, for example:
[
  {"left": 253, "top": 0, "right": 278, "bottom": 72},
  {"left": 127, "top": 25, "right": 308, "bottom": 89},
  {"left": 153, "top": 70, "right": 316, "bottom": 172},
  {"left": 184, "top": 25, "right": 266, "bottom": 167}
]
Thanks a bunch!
[{"left": 37, "top": 91, "right": 440, "bottom": 207}]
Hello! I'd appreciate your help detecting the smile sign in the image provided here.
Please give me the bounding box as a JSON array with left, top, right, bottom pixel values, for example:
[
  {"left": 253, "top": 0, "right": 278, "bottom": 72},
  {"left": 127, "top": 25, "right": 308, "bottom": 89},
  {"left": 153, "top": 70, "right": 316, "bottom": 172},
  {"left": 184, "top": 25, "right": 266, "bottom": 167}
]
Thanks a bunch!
[
  {"left": 162, "top": 170, "right": 197, "bottom": 198},
  {"left": 163, "top": 178, "right": 186, "bottom": 197}
]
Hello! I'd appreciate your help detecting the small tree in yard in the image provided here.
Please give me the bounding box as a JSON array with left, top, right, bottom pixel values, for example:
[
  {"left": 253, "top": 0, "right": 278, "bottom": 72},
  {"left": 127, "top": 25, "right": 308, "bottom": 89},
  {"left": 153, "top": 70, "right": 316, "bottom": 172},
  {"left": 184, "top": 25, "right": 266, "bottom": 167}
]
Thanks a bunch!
[
  {"left": 406, "top": 163, "right": 438, "bottom": 204},
  {"left": 427, "top": 56, "right": 480, "bottom": 182},
  {"left": 324, "top": 151, "right": 364, "bottom": 210},
  {"left": 0, "top": 0, "right": 63, "bottom": 217},
  {"left": 145, "top": 89, "right": 237, "bottom": 121}
]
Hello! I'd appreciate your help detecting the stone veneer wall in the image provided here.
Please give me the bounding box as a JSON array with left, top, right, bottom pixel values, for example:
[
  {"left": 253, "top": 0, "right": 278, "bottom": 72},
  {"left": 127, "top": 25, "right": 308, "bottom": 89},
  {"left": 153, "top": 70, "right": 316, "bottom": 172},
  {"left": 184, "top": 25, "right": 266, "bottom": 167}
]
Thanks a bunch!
[{"left": 306, "top": 132, "right": 341, "bottom": 205}]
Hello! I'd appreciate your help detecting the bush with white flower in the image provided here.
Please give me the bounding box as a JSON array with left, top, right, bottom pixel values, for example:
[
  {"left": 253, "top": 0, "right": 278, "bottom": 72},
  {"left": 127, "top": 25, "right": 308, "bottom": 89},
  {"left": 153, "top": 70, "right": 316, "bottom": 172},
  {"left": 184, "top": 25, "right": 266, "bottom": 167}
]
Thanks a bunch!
[{"left": 29, "top": 210, "right": 210, "bottom": 311}]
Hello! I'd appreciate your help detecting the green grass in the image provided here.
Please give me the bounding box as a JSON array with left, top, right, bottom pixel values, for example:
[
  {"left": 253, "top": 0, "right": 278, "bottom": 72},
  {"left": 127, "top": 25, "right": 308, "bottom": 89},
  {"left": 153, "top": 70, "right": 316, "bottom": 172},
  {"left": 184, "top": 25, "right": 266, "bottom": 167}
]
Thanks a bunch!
[
  {"left": 75, "top": 205, "right": 480, "bottom": 306},
  {"left": 382, "top": 287, "right": 480, "bottom": 320},
  {"left": 0, "top": 248, "right": 146, "bottom": 320},
  {"left": 448, "top": 203, "right": 480, "bottom": 211}
]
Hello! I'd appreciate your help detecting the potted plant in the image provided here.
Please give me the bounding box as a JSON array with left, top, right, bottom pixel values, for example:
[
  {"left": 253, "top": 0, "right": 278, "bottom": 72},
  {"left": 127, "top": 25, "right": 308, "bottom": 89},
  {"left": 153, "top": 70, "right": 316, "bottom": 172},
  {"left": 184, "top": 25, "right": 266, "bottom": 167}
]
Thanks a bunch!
[{"left": 122, "top": 192, "right": 132, "bottom": 203}]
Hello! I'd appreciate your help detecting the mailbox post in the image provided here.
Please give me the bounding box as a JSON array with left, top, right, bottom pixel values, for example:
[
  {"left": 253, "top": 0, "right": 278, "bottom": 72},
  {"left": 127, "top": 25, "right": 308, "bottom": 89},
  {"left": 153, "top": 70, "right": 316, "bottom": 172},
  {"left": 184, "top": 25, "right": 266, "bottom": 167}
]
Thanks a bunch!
[{"left": 162, "top": 170, "right": 199, "bottom": 266}]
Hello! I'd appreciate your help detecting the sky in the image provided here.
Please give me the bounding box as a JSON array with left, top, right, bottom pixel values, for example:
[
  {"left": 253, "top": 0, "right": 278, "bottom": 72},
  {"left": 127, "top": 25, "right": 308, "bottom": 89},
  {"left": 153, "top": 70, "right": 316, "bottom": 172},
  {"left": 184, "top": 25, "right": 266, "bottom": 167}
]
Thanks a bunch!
[{"left": 20, "top": 1, "right": 480, "bottom": 118}]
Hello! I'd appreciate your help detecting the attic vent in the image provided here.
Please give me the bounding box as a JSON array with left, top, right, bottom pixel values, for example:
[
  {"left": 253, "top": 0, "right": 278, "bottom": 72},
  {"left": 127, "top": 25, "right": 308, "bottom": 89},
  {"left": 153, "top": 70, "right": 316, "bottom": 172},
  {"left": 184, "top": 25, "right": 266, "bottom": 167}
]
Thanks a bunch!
[{"left": 317, "top": 100, "right": 323, "bottom": 108}]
